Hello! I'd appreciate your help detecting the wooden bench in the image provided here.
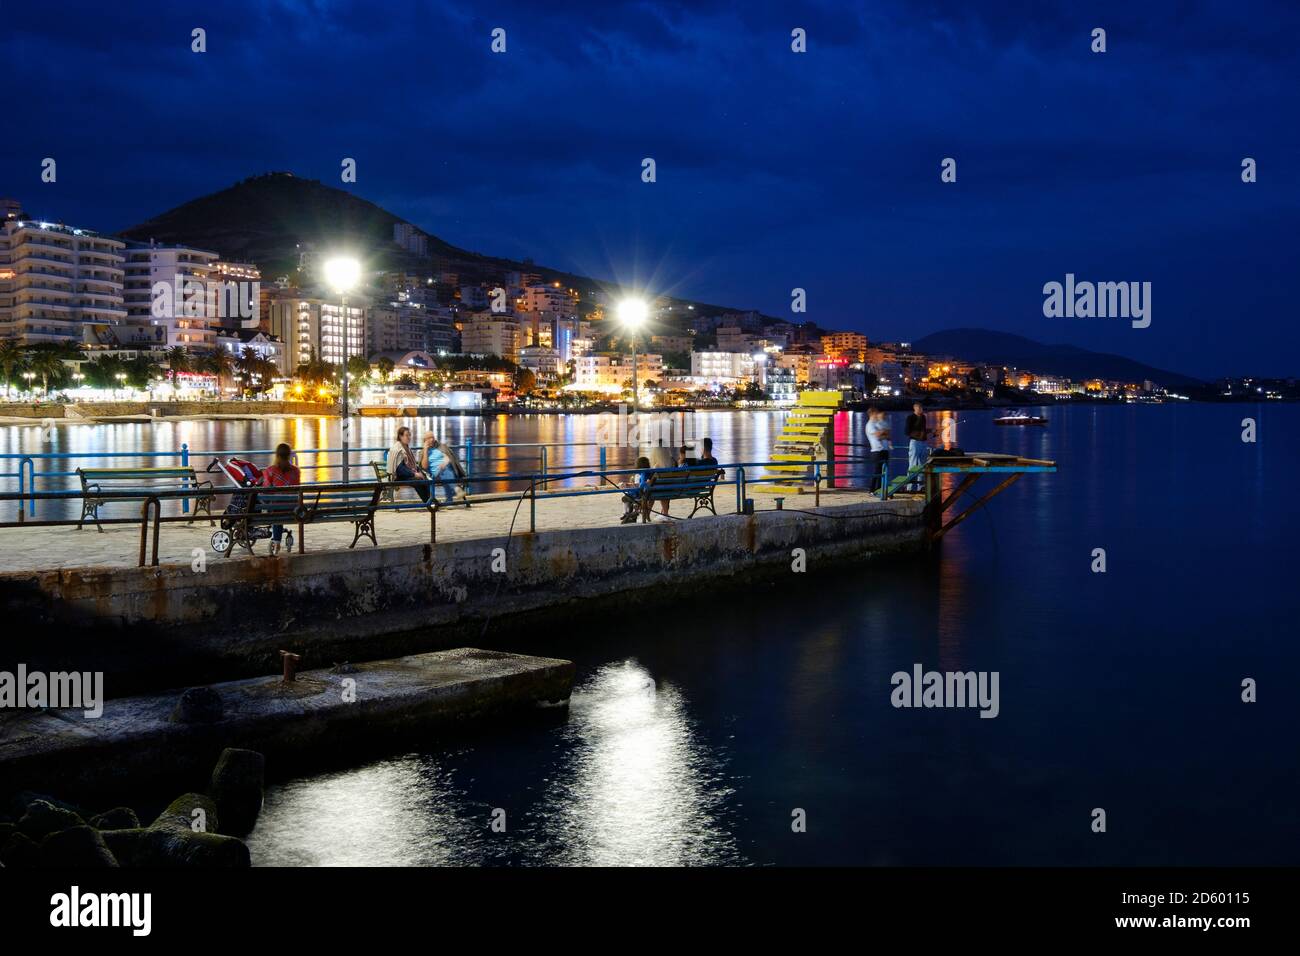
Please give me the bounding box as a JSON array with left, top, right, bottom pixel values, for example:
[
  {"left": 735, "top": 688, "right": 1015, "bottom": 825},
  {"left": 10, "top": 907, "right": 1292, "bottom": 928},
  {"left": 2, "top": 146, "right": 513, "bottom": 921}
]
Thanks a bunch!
[
  {"left": 370, "top": 461, "right": 396, "bottom": 503},
  {"left": 76, "top": 466, "right": 214, "bottom": 532},
  {"left": 212, "top": 485, "right": 382, "bottom": 556},
  {"left": 632, "top": 466, "right": 723, "bottom": 522}
]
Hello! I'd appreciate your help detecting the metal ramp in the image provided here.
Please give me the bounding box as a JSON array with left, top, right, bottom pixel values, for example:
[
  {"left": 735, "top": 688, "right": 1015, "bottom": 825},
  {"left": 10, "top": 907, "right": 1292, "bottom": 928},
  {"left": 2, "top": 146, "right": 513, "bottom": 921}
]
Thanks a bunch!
[
  {"left": 754, "top": 390, "right": 842, "bottom": 494},
  {"left": 924, "top": 453, "right": 1057, "bottom": 540}
]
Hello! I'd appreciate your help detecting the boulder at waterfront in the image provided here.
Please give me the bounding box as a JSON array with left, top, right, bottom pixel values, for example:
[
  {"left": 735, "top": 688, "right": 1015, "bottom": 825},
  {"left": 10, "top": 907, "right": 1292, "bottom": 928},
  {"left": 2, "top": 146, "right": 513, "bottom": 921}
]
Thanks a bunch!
[
  {"left": 170, "top": 686, "right": 224, "bottom": 724},
  {"left": 89, "top": 807, "right": 140, "bottom": 830},
  {"left": 0, "top": 832, "right": 42, "bottom": 868},
  {"left": 209, "top": 748, "right": 265, "bottom": 835},
  {"left": 40, "top": 825, "right": 119, "bottom": 868},
  {"left": 125, "top": 793, "right": 250, "bottom": 868},
  {"left": 18, "top": 800, "right": 84, "bottom": 841}
]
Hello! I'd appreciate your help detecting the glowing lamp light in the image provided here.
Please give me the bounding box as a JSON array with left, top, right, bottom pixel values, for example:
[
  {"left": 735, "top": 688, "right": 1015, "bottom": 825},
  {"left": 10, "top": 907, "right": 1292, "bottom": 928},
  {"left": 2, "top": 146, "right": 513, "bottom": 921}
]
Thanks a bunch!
[
  {"left": 322, "top": 256, "right": 361, "bottom": 294},
  {"left": 616, "top": 297, "right": 648, "bottom": 328}
]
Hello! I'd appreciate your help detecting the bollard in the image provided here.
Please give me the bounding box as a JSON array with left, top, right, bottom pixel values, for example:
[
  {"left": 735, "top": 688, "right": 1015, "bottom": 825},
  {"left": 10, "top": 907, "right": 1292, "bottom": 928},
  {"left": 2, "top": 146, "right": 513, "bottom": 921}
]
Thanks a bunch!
[
  {"left": 279, "top": 650, "right": 301, "bottom": 684},
  {"left": 775, "top": 497, "right": 784, "bottom": 511},
  {"left": 180, "top": 443, "right": 190, "bottom": 515}
]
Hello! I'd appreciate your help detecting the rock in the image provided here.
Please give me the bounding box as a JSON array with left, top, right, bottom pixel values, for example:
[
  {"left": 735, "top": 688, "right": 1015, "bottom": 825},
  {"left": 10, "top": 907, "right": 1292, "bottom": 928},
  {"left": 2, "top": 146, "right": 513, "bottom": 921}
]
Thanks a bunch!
[
  {"left": 88, "top": 807, "right": 139, "bottom": 830},
  {"left": 18, "top": 800, "right": 84, "bottom": 841},
  {"left": 133, "top": 829, "right": 250, "bottom": 868},
  {"left": 129, "top": 793, "right": 249, "bottom": 867},
  {"left": 100, "top": 829, "right": 147, "bottom": 866},
  {"left": 0, "top": 823, "right": 14, "bottom": 844},
  {"left": 40, "top": 826, "right": 119, "bottom": 868},
  {"left": 209, "top": 749, "right": 265, "bottom": 835},
  {"left": 0, "top": 833, "right": 41, "bottom": 868},
  {"left": 150, "top": 793, "right": 220, "bottom": 835},
  {"left": 9, "top": 791, "right": 87, "bottom": 819},
  {"left": 170, "top": 686, "right": 224, "bottom": 724}
]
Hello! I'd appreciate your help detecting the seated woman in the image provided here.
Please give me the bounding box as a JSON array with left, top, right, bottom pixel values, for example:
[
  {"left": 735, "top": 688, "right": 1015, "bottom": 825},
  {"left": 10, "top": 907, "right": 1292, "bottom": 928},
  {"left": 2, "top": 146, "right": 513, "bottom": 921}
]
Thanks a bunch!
[
  {"left": 419, "top": 435, "right": 458, "bottom": 506},
  {"left": 386, "top": 426, "right": 430, "bottom": 503},
  {"left": 261, "top": 442, "right": 301, "bottom": 555},
  {"left": 620, "top": 456, "right": 652, "bottom": 524}
]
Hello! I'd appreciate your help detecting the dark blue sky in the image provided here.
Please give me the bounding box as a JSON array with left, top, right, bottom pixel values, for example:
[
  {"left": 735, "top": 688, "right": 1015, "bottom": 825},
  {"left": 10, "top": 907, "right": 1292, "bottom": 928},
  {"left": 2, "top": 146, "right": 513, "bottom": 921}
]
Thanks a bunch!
[{"left": 4, "top": 1, "right": 1297, "bottom": 377}]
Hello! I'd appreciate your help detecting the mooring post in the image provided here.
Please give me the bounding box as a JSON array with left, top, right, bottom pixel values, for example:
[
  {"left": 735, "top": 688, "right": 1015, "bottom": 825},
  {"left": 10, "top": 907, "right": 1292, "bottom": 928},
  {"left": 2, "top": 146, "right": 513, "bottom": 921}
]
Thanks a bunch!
[
  {"left": 279, "top": 650, "right": 301, "bottom": 684},
  {"left": 735, "top": 466, "right": 746, "bottom": 513},
  {"left": 180, "top": 442, "right": 190, "bottom": 515}
]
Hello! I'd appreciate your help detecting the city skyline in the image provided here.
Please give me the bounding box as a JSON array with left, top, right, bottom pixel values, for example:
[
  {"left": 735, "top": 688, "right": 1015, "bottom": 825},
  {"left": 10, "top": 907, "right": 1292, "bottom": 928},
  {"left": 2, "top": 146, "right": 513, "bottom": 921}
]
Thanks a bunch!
[{"left": 2, "top": 0, "right": 1298, "bottom": 378}]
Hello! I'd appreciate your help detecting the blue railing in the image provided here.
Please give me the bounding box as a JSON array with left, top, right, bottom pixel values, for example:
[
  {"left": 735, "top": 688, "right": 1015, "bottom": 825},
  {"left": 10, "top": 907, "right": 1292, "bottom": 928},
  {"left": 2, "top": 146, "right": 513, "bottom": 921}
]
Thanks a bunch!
[{"left": 0, "top": 435, "right": 927, "bottom": 521}]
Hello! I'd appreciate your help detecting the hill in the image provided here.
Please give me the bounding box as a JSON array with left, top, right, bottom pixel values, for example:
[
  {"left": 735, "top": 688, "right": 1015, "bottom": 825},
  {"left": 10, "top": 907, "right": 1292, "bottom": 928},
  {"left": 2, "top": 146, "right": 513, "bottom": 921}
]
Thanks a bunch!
[
  {"left": 912, "top": 329, "right": 1203, "bottom": 389},
  {"left": 118, "top": 172, "right": 745, "bottom": 320}
]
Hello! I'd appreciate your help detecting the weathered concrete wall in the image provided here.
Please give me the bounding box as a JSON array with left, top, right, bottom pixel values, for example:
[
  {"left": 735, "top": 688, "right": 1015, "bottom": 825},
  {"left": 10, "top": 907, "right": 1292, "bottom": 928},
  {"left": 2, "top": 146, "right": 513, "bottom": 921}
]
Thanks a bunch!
[
  {"left": 1, "top": 501, "right": 926, "bottom": 693},
  {"left": 0, "top": 649, "right": 574, "bottom": 801}
]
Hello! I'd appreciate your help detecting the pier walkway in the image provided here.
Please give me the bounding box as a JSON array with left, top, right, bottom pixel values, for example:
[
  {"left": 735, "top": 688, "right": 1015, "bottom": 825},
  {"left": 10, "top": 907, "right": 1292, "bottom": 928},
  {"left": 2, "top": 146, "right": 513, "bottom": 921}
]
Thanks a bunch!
[{"left": 0, "top": 485, "right": 900, "bottom": 574}]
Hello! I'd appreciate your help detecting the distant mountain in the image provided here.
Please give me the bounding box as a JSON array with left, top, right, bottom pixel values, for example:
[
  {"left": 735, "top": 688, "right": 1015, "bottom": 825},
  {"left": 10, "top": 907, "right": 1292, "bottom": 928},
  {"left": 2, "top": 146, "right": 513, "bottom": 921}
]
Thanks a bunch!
[
  {"left": 118, "top": 172, "right": 743, "bottom": 317},
  {"left": 912, "top": 328, "right": 1203, "bottom": 389}
]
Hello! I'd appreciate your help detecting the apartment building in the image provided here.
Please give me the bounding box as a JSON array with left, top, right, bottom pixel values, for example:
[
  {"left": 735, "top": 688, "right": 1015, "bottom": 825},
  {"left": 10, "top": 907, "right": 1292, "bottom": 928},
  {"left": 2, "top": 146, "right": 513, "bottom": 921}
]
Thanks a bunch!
[
  {"left": 0, "top": 217, "right": 126, "bottom": 345},
  {"left": 267, "top": 296, "right": 367, "bottom": 367},
  {"left": 121, "top": 241, "right": 223, "bottom": 350},
  {"left": 461, "top": 313, "right": 522, "bottom": 361},
  {"left": 574, "top": 352, "right": 664, "bottom": 390},
  {"left": 690, "top": 350, "right": 756, "bottom": 386}
]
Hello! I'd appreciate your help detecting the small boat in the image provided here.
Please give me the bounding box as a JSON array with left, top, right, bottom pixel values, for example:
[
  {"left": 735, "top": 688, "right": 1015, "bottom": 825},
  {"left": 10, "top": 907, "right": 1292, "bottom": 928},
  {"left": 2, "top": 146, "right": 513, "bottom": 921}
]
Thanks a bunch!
[{"left": 994, "top": 410, "right": 1047, "bottom": 426}]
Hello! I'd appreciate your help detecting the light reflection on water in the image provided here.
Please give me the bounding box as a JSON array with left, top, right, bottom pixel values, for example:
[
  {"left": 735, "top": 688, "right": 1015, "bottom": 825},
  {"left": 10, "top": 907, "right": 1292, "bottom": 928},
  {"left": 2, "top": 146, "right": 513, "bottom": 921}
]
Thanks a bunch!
[{"left": 248, "top": 660, "right": 744, "bottom": 866}]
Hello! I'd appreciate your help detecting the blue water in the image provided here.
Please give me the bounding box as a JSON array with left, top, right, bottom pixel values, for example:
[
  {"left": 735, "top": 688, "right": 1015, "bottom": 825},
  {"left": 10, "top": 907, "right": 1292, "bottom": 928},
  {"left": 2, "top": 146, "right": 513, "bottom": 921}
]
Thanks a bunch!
[{"left": 49, "top": 402, "right": 1290, "bottom": 866}]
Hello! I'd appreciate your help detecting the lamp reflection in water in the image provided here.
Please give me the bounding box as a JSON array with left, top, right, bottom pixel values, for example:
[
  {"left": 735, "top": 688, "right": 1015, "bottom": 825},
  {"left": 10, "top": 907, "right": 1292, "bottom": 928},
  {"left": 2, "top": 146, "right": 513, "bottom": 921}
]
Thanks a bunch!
[
  {"left": 248, "top": 758, "right": 486, "bottom": 866},
  {"left": 539, "top": 660, "right": 742, "bottom": 866}
]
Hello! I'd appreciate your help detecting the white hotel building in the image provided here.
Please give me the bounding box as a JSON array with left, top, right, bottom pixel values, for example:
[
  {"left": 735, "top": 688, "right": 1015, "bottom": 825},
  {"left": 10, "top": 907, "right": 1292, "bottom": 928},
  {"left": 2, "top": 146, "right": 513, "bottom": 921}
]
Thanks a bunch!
[
  {"left": 574, "top": 352, "right": 663, "bottom": 391},
  {"left": 122, "top": 241, "right": 222, "bottom": 350},
  {"left": 0, "top": 217, "right": 126, "bottom": 346}
]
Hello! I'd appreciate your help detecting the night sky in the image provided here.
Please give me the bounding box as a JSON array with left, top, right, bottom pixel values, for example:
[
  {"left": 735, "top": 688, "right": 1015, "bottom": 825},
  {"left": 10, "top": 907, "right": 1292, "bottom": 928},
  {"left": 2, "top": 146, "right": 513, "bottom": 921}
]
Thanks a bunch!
[{"left": 4, "top": 1, "right": 1297, "bottom": 378}]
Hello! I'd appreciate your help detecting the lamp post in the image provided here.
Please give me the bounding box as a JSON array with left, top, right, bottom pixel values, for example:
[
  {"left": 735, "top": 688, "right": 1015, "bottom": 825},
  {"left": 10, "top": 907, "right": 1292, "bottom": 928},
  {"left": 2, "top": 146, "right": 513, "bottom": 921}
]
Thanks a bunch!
[
  {"left": 323, "top": 256, "right": 361, "bottom": 483},
  {"left": 617, "top": 297, "right": 648, "bottom": 414}
]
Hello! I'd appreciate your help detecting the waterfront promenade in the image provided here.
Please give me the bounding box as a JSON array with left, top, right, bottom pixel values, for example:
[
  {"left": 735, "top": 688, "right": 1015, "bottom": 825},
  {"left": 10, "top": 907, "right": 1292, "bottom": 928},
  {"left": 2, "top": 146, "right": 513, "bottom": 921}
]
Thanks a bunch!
[{"left": 0, "top": 485, "right": 898, "bottom": 574}]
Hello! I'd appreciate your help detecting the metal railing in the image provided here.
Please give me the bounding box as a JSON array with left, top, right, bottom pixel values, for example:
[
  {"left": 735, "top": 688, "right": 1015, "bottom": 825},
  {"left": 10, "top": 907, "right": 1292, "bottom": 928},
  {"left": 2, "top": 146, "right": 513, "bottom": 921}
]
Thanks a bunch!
[
  {"left": 0, "top": 449, "right": 923, "bottom": 566},
  {"left": 0, "top": 438, "right": 628, "bottom": 520}
]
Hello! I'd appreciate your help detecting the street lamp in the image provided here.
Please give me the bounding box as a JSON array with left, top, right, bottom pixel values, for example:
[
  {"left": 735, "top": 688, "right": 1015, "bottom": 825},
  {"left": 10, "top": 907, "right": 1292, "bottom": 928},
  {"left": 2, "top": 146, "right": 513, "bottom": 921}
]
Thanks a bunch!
[
  {"left": 617, "top": 297, "right": 648, "bottom": 413},
  {"left": 323, "top": 255, "right": 361, "bottom": 483},
  {"left": 114, "top": 372, "right": 127, "bottom": 400}
]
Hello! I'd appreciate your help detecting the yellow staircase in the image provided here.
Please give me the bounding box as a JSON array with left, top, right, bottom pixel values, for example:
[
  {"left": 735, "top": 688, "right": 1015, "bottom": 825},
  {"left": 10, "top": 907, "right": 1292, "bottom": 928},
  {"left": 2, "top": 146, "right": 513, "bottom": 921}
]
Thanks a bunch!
[{"left": 754, "top": 390, "right": 842, "bottom": 494}]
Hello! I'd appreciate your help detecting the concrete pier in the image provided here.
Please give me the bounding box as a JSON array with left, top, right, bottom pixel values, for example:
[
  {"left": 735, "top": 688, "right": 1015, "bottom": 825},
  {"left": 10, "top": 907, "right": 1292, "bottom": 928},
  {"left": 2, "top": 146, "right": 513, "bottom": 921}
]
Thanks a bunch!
[
  {"left": 0, "top": 489, "right": 927, "bottom": 693},
  {"left": 0, "top": 648, "right": 574, "bottom": 802}
]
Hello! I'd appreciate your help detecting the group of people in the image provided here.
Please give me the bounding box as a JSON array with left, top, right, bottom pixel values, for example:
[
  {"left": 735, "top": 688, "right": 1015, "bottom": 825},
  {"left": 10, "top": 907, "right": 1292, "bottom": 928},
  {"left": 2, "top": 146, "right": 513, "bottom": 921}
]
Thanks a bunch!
[
  {"left": 386, "top": 426, "right": 468, "bottom": 505},
  {"left": 620, "top": 437, "right": 719, "bottom": 523},
  {"left": 865, "top": 403, "right": 930, "bottom": 494}
]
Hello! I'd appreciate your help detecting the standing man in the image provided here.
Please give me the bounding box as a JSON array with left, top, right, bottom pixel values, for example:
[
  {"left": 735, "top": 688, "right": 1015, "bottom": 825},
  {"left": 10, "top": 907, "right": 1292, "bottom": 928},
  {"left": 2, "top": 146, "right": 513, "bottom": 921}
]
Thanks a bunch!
[
  {"left": 904, "top": 402, "right": 929, "bottom": 492},
  {"left": 865, "top": 408, "right": 891, "bottom": 494}
]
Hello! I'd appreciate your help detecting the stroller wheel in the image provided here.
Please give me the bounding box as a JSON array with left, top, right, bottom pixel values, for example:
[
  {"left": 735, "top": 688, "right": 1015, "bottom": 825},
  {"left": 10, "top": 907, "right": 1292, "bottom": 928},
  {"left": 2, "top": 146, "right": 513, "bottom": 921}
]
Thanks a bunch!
[{"left": 210, "top": 530, "right": 231, "bottom": 553}]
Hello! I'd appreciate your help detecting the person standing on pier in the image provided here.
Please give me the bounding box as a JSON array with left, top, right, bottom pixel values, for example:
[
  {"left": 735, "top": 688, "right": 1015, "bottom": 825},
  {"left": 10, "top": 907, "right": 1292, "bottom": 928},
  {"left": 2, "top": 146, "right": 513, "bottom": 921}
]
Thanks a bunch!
[
  {"left": 905, "top": 403, "right": 929, "bottom": 492},
  {"left": 261, "top": 442, "right": 301, "bottom": 556},
  {"left": 866, "top": 408, "right": 891, "bottom": 494},
  {"left": 387, "top": 426, "right": 430, "bottom": 503}
]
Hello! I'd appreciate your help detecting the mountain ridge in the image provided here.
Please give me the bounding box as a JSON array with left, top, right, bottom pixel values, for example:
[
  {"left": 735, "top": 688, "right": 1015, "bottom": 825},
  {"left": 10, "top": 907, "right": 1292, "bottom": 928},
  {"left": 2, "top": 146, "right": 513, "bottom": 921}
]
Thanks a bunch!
[{"left": 912, "top": 328, "right": 1203, "bottom": 388}]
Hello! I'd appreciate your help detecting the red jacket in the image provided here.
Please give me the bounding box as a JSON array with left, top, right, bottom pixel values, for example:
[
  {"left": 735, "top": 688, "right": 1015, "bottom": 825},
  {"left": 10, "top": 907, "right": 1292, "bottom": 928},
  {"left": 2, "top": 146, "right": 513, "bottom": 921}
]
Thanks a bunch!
[{"left": 261, "top": 463, "right": 301, "bottom": 487}]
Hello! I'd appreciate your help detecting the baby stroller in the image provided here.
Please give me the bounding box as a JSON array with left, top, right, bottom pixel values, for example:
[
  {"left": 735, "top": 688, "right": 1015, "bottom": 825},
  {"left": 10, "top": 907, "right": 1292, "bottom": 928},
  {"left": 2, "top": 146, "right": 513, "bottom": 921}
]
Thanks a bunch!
[{"left": 205, "top": 456, "right": 293, "bottom": 555}]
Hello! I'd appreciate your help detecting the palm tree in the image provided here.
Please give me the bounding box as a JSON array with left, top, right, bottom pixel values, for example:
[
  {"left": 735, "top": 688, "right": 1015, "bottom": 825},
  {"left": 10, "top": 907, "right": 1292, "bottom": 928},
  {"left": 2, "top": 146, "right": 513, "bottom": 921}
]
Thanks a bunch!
[
  {"left": 376, "top": 356, "right": 395, "bottom": 384},
  {"left": 25, "top": 346, "right": 68, "bottom": 396},
  {"left": 0, "top": 341, "right": 24, "bottom": 399},
  {"left": 164, "top": 346, "right": 190, "bottom": 393},
  {"left": 196, "top": 350, "right": 233, "bottom": 396},
  {"left": 84, "top": 355, "right": 125, "bottom": 390}
]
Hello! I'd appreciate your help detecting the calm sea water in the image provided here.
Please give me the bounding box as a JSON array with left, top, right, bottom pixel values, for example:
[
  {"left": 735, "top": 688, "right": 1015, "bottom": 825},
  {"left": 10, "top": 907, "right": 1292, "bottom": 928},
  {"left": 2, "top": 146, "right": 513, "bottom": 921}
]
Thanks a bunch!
[{"left": 5, "top": 404, "right": 1295, "bottom": 864}]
